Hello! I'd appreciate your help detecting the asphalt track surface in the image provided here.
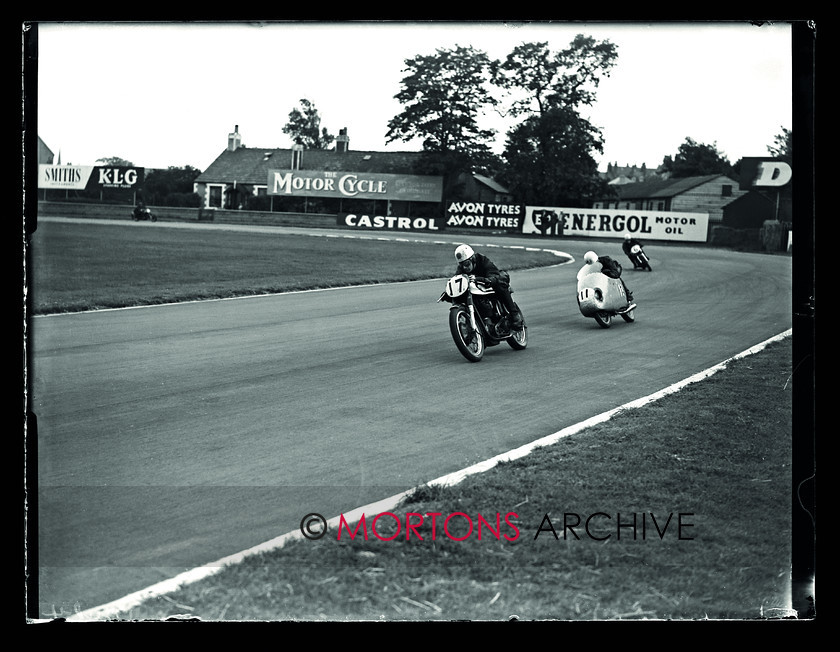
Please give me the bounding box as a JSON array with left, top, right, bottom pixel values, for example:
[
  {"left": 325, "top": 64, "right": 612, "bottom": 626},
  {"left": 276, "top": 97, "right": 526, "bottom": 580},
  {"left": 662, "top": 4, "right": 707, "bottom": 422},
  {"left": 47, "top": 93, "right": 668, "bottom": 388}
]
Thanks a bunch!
[{"left": 30, "top": 220, "right": 793, "bottom": 620}]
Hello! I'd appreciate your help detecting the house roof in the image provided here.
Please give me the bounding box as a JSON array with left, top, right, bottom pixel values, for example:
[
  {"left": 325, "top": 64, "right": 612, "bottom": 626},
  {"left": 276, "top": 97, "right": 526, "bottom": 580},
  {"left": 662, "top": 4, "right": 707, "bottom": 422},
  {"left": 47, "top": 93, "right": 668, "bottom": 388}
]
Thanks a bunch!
[
  {"left": 196, "top": 146, "right": 426, "bottom": 185},
  {"left": 473, "top": 173, "right": 509, "bottom": 194},
  {"left": 604, "top": 174, "right": 735, "bottom": 200}
]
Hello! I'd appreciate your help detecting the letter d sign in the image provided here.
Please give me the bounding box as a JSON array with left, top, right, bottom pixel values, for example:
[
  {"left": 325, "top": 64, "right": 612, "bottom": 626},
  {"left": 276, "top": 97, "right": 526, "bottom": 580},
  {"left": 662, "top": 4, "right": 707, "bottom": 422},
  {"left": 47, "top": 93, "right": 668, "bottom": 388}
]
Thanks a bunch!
[
  {"left": 739, "top": 157, "right": 792, "bottom": 189},
  {"left": 753, "top": 161, "right": 792, "bottom": 187}
]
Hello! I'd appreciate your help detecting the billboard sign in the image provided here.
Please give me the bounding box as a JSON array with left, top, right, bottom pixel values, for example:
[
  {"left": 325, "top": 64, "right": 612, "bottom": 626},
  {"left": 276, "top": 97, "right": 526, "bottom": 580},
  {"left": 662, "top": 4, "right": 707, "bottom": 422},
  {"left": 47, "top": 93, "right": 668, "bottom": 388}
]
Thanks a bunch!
[
  {"left": 739, "top": 158, "right": 792, "bottom": 190},
  {"left": 338, "top": 213, "right": 444, "bottom": 232},
  {"left": 268, "top": 169, "right": 443, "bottom": 202},
  {"left": 522, "top": 206, "right": 709, "bottom": 242},
  {"left": 38, "top": 165, "right": 144, "bottom": 190},
  {"left": 445, "top": 202, "right": 524, "bottom": 231}
]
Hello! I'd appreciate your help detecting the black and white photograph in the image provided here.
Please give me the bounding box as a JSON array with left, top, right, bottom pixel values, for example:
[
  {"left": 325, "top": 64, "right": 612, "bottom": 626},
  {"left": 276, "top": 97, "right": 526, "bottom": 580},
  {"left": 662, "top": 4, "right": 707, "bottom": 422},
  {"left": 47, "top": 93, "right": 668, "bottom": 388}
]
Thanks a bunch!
[{"left": 22, "top": 20, "right": 815, "bottom": 623}]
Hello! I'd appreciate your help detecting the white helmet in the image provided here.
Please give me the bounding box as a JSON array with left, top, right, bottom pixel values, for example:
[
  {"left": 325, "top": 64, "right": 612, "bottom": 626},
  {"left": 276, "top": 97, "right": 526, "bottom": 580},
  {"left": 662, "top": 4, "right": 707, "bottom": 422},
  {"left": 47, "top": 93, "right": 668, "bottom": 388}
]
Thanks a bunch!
[
  {"left": 455, "top": 244, "right": 475, "bottom": 263},
  {"left": 624, "top": 233, "right": 632, "bottom": 240},
  {"left": 584, "top": 251, "right": 599, "bottom": 265}
]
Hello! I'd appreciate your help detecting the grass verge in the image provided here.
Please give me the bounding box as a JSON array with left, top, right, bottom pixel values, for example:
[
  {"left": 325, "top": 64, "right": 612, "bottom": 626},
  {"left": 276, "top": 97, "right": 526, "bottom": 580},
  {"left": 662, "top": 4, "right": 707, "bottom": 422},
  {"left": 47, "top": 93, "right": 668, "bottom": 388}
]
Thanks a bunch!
[{"left": 27, "top": 221, "right": 565, "bottom": 315}]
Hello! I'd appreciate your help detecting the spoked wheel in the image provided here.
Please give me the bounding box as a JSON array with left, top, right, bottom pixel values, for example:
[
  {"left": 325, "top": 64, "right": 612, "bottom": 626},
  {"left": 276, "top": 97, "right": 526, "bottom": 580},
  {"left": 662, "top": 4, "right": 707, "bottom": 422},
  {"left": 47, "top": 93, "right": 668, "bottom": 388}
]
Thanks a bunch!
[
  {"left": 620, "top": 308, "right": 636, "bottom": 323},
  {"left": 594, "top": 312, "right": 612, "bottom": 328},
  {"left": 449, "top": 306, "right": 485, "bottom": 362},
  {"left": 507, "top": 309, "right": 527, "bottom": 350}
]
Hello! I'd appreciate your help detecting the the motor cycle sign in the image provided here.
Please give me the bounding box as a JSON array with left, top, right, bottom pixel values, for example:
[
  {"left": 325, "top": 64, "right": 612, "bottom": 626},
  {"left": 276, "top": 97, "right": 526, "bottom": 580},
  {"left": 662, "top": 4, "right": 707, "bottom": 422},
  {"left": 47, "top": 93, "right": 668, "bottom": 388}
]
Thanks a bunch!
[
  {"left": 522, "top": 206, "right": 709, "bottom": 242},
  {"left": 39, "top": 165, "right": 144, "bottom": 190},
  {"left": 268, "top": 169, "right": 443, "bottom": 202}
]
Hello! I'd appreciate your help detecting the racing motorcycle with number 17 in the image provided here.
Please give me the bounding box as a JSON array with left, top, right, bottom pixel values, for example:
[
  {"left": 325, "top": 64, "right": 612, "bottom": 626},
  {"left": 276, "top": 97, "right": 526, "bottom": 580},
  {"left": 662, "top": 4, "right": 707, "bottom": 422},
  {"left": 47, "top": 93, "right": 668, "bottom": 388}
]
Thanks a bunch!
[{"left": 438, "top": 272, "right": 527, "bottom": 362}]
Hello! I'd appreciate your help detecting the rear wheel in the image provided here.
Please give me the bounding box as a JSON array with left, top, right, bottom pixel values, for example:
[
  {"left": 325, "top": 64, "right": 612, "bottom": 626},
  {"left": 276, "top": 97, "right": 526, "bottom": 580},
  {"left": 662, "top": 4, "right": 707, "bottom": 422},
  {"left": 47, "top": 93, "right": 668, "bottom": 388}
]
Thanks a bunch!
[
  {"left": 449, "top": 306, "right": 485, "bottom": 362},
  {"left": 507, "top": 309, "right": 527, "bottom": 350}
]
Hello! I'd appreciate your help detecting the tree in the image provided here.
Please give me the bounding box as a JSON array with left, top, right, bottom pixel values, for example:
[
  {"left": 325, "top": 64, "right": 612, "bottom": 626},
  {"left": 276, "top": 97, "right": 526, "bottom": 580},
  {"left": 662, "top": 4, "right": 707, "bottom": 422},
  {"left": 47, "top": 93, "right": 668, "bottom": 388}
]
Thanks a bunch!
[
  {"left": 282, "top": 99, "right": 335, "bottom": 149},
  {"left": 494, "top": 36, "right": 618, "bottom": 117},
  {"left": 387, "top": 45, "right": 499, "bottom": 165},
  {"left": 500, "top": 106, "right": 608, "bottom": 206},
  {"left": 493, "top": 36, "right": 617, "bottom": 205},
  {"left": 767, "top": 126, "right": 792, "bottom": 164},
  {"left": 95, "top": 156, "right": 134, "bottom": 166},
  {"left": 661, "top": 138, "right": 733, "bottom": 178},
  {"left": 144, "top": 165, "right": 202, "bottom": 207}
]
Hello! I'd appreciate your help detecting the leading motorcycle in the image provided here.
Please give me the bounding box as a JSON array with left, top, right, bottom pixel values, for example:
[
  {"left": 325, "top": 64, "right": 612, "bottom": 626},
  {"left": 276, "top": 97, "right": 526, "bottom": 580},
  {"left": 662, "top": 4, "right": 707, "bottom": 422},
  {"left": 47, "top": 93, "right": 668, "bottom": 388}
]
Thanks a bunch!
[
  {"left": 131, "top": 206, "right": 156, "bottom": 222},
  {"left": 626, "top": 243, "right": 652, "bottom": 271},
  {"left": 577, "top": 271, "right": 636, "bottom": 329},
  {"left": 438, "top": 273, "right": 527, "bottom": 362}
]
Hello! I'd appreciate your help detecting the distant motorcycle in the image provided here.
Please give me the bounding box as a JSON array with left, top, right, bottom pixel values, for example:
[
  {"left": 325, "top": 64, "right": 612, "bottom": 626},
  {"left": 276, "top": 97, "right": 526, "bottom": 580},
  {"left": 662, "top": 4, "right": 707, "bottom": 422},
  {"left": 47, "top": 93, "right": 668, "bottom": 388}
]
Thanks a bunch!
[
  {"left": 438, "top": 273, "right": 527, "bottom": 362},
  {"left": 131, "top": 206, "right": 156, "bottom": 222},
  {"left": 626, "top": 243, "right": 652, "bottom": 271},
  {"left": 577, "top": 271, "right": 636, "bottom": 329}
]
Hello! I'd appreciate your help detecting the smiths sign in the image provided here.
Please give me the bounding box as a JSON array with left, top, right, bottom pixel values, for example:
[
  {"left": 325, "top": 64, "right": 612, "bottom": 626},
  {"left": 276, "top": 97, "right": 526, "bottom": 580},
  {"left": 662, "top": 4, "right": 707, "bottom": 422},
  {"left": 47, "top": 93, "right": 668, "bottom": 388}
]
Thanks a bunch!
[
  {"left": 39, "top": 165, "right": 144, "bottom": 190},
  {"left": 739, "top": 158, "right": 792, "bottom": 190},
  {"left": 268, "top": 169, "right": 443, "bottom": 203}
]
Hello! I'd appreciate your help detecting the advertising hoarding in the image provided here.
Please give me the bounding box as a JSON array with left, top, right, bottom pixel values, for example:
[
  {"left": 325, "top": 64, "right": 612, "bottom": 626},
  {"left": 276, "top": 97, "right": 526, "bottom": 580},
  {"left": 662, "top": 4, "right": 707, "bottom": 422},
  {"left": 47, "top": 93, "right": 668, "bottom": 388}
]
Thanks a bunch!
[
  {"left": 522, "top": 206, "right": 709, "bottom": 242},
  {"left": 445, "top": 202, "right": 524, "bottom": 231},
  {"left": 268, "top": 169, "right": 443, "bottom": 202},
  {"left": 38, "top": 165, "right": 144, "bottom": 190}
]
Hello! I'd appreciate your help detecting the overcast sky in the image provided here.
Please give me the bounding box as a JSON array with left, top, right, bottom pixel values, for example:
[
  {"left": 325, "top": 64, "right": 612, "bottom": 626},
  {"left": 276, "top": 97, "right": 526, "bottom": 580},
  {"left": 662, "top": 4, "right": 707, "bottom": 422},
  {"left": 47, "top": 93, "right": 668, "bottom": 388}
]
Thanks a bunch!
[{"left": 34, "top": 20, "right": 794, "bottom": 172}]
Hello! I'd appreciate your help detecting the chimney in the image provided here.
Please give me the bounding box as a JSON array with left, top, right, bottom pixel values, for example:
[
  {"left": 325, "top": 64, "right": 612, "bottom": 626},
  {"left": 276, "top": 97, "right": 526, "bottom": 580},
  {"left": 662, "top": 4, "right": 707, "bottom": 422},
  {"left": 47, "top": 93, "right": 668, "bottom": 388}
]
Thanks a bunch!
[
  {"left": 336, "top": 127, "right": 349, "bottom": 153},
  {"left": 228, "top": 125, "right": 241, "bottom": 152}
]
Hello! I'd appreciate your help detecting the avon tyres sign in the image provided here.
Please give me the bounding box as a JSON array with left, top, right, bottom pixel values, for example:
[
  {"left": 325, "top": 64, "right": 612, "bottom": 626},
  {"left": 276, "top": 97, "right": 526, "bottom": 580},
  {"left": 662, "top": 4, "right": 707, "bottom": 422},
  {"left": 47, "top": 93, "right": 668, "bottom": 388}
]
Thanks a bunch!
[
  {"left": 39, "top": 165, "right": 144, "bottom": 190},
  {"left": 738, "top": 158, "right": 792, "bottom": 190},
  {"left": 338, "top": 213, "right": 444, "bottom": 232},
  {"left": 522, "top": 206, "right": 709, "bottom": 242},
  {"left": 445, "top": 202, "right": 524, "bottom": 231},
  {"left": 268, "top": 169, "right": 443, "bottom": 202}
]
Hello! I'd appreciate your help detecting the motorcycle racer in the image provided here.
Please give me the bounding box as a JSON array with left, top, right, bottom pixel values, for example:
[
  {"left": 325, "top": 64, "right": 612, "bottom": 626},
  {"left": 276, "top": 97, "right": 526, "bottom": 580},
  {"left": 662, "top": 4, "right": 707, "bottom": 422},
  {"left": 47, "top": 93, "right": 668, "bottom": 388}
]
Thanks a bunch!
[
  {"left": 622, "top": 233, "right": 646, "bottom": 268},
  {"left": 578, "top": 250, "right": 634, "bottom": 302},
  {"left": 454, "top": 244, "right": 523, "bottom": 328}
]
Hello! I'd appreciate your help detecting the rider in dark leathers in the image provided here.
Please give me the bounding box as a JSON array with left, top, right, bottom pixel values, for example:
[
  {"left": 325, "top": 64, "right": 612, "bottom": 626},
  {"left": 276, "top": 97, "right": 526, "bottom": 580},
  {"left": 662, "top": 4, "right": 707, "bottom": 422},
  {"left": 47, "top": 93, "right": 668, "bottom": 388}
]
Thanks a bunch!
[
  {"left": 454, "top": 244, "right": 523, "bottom": 328},
  {"left": 622, "top": 233, "right": 645, "bottom": 268}
]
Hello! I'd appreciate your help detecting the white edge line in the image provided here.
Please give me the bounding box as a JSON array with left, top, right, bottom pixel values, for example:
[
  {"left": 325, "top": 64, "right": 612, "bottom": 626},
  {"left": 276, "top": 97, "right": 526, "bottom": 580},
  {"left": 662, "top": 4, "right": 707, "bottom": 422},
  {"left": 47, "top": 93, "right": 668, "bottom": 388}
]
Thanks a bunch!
[{"left": 62, "top": 328, "right": 792, "bottom": 623}]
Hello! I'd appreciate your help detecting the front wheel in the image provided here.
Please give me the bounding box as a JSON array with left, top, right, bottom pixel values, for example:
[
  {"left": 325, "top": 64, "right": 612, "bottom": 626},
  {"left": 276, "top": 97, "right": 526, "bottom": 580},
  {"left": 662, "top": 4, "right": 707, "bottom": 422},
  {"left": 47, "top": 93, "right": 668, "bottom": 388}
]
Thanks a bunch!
[
  {"left": 594, "top": 312, "right": 612, "bottom": 328},
  {"left": 449, "top": 306, "right": 485, "bottom": 362},
  {"left": 150, "top": 215, "right": 157, "bottom": 222},
  {"left": 621, "top": 308, "right": 636, "bottom": 323}
]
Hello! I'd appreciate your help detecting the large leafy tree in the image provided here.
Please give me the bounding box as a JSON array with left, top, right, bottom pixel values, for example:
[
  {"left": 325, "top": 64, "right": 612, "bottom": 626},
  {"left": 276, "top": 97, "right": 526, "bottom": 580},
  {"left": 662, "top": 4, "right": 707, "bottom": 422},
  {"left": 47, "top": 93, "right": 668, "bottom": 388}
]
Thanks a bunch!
[
  {"left": 493, "top": 36, "right": 617, "bottom": 205},
  {"left": 386, "top": 45, "right": 501, "bottom": 186},
  {"left": 661, "top": 138, "right": 734, "bottom": 178},
  {"left": 500, "top": 106, "right": 607, "bottom": 205},
  {"left": 283, "top": 98, "right": 335, "bottom": 149},
  {"left": 143, "top": 165, "right": 202, "bottom": 207},
  {"left": 494, "top": 36, "right": 618, "bottom": 117}
]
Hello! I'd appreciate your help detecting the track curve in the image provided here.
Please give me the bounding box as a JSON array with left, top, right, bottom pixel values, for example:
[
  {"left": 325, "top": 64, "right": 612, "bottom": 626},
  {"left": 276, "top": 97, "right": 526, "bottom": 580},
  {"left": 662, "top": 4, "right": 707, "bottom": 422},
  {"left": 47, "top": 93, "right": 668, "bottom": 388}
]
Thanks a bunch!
[{"left": 31, "top": 226, "right": 792, "bottom": 618}]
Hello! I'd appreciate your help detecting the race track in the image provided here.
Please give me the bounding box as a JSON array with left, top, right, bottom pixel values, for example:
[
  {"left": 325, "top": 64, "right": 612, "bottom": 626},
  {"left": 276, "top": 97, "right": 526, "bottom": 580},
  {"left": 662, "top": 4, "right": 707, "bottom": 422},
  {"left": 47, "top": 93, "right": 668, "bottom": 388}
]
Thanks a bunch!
[{"left": 30, "top": 224, "right": 793, "bottom": 618}]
